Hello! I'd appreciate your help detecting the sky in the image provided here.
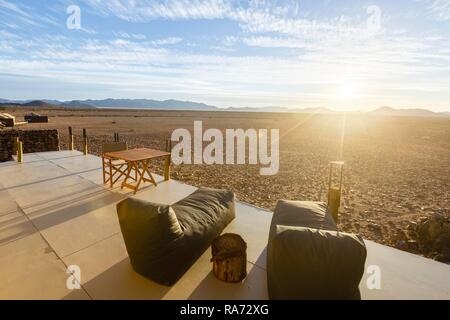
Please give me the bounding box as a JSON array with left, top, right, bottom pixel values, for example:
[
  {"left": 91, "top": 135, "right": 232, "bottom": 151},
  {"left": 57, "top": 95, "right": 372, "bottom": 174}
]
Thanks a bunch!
[{"left": 0, "top": 0, "right": 449, "bottom": 111}]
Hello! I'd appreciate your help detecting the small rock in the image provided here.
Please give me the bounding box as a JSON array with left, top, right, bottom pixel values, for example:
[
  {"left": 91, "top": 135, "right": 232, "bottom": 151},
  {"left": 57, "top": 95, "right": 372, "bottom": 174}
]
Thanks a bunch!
[
  {"left": 407, "top": 221, "right": 417, "bottom": 230},
  {"left": 395, "top": 240, "right": 407, "bottom": 251},
  {"left": 432, "top": 253, "right": 450, "bottom": 263},
  {"left": 407, "top": 240, "right": 419, "bottom": 252},
  {"left": 368, "top": 223, "right": 382, "bottom": 232}
]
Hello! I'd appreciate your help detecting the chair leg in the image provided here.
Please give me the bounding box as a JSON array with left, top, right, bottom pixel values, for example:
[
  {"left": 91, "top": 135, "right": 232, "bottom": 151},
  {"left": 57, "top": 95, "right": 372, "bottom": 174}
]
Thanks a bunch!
[
  {"left": 109, "top": 158, "right": 113, "bottom": 188},
  {"left": 102, "top": 157, "right": 106, "bottom": 184},
  {"left": 112, "top": 163, "right": 127, "bottom": 185}
]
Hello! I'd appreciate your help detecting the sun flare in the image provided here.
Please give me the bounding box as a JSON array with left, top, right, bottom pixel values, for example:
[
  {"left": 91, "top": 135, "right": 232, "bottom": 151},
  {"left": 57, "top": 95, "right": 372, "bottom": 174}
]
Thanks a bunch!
[{"left": 338, "top": 83, "right": 356, "bottom": 98}]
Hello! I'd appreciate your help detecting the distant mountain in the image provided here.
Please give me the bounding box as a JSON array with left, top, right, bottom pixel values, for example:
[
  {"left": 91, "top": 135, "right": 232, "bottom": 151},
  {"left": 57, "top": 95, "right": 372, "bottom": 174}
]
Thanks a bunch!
[
  {"left": 22, "top": 100, "right": 59, "bottom": 108},
  {"left": 0, "top": 102, "right": 23, "bottom": 107},
  {"left": 0, "top": 99, "right": 30, "bottom": 105},
  {"left": 0, "top": 100, "right": 61, "bottom": 108},
  {"left": 226, "top": 106, "right": 333, "bottom": 113},
  {"left": 227, "top": 106, "right": 289, "bottom": 112},
  {"left": 60, "top": 100, "right": 96, "bottom": 109},
  {"left": 0, "top": 99, "right": 94, "bottom": 109},
  {"left": 371, "top": 106, "right": 446, "bottom": 117},
  {"left": 43, "top": 99, "right": 66, "bottom": 105},
  {"left": 0, "top": 98, "right": 217, "bottom": 110},
  {"left": 81, "top": 98, "right": 219, "bottom": 110},
  {"left": 296, "top": 107, "right": 334, "bottom": 114}
]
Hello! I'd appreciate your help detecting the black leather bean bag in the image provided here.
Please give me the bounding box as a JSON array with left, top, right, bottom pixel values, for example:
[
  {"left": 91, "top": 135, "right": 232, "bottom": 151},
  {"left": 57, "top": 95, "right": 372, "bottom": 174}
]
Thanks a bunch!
[
  {"left": 267, "top": 201, "right": 367, "bottom": 300},
  {"left": 117, "top": 188, "right": 235, "bottom": 286}
]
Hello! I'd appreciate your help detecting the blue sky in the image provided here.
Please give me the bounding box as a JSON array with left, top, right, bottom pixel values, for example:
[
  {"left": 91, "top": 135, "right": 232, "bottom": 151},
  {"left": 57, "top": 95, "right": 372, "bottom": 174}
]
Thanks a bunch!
[{"left": 0, "top": 0, "right": 449, "bottom": 111}]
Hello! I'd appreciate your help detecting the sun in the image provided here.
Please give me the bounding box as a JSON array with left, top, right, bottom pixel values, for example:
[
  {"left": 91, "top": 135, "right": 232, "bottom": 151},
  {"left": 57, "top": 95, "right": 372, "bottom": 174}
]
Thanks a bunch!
[{"left": 338, "top": 83, "right": 356, "bottom": 98}]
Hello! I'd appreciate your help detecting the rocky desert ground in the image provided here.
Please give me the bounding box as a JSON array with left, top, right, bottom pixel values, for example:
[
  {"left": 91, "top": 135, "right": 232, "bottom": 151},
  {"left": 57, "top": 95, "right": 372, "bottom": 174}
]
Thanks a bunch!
[{"left": 5, "top": 107, "right": 450, "bottom": 262}]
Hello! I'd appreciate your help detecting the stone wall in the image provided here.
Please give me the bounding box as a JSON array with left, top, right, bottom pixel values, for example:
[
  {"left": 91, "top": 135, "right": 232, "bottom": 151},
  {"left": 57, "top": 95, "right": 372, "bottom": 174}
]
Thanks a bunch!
[{"left": 0, "top": 129, "right": 59, "bottom": 162}]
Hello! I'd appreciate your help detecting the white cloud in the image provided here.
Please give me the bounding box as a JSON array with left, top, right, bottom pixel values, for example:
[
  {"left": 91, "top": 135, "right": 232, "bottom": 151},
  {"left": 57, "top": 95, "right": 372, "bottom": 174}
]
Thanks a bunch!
[
  {"left": 151, "top": 37, "right": 183, "bottom": 45},
  {"left": 83, "top": 0, "right": 230, "bottom": 21},
  {"left": 82, "top": 0, "right": 359, "bottom": 39},
  {"left": 0, "top": 29, "right": 19, "bottom": 39},
  {"left": 429, "top": 0, "right": 450, "bottom": 20},
  {"left": 115, "top": 31, "right": 146, "bottom": 40},
  {"left": 2, "top": 32, "right": 449, "bottom": 107},
  {"left": 0, "top": 0, "right": 61, "bottom": 28},
  {"left": 0, "top": 0, "right": 32, "bottom": 18}
]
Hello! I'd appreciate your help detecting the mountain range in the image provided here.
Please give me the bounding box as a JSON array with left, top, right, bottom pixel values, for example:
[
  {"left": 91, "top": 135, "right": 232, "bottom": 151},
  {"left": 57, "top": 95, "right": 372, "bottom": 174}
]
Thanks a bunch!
[
  {"left": 0, "top": 98, "right": 216, "bottom": 110},
  {"left": 0, "top": 98, "right": 448, "bottom": 117},
  {"left": 369, "top": 106, "right": 449, "bottom": 117}
]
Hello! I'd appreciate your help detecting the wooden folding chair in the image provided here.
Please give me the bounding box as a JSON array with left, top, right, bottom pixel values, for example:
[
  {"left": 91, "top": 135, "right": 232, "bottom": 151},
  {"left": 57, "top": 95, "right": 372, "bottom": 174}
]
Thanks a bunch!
[{"left": 102, "top": 142, "right": 136, "bottom": 187}]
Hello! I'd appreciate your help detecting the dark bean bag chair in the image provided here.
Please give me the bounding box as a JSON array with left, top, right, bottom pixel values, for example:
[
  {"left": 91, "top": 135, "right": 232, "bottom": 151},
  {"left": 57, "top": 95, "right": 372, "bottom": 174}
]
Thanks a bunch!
[
  {"left": 267, "top": 201, "right": 367, "bottom": 300},
  {"left": 117, "top": 188, "right": 235, "bottom": 286}
]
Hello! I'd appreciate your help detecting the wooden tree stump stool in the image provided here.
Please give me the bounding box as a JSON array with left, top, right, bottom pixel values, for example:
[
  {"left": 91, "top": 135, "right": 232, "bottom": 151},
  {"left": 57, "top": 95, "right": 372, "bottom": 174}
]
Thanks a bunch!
[{"left": 211, "top": 233, "right": 247, "bottom": 283}]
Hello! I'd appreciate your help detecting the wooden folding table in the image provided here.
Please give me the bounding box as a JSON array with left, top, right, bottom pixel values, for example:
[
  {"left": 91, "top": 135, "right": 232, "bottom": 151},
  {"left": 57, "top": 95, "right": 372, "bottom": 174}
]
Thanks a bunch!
[{"left": 103, "top": 148, "right": 171, "bottom": 194}]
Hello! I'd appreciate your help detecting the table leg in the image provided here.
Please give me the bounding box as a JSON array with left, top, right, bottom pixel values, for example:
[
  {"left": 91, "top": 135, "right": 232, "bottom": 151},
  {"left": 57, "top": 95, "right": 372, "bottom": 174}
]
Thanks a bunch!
[
  {"left": 164, "top": 154, "right": 171, "bottom": 181},
  {"left": 142, "top": 160, "right": 157, "bottom": 186},
  {"left": 121, "top": 161, "right": 133, "bottom": 190},
  {"left": 134, "top": 160, "right": 145, "bottom": 194}
]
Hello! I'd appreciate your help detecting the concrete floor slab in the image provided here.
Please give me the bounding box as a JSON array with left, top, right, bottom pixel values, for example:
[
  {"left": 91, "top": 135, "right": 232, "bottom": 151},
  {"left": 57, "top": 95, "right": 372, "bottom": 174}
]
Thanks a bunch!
[
  {"left": 224, "top": 203, "right": 272, "bottom": 269},
  {"left": 77, "top": 168, "right": 106, "bottom": 186},
  {"left": 361, "top": 240, "right": 450, "bottom": 300},
  {"left": 0, "top": 233, "right": 90, "bottom": 300},
  {"left": 11, "top": 153, "right": 46, "bottom": 164},
  {"left": 0, "top": 189, "right": 36, "bottom": 246},
  {"left": 38, "top": 201, "right": 123, "bottom": 258},
  {"left": 49, "top": 154, "right": 103, "bottom": 174},
  {"left": 10, "top": 174, "right": 106, "bottom": 216},
  {"left": 1, "top": 151, "right": 449, "bottom": 300},
  {"left": 35, "top": 150, "right": 83, "bottom": 160},
  {"left": 0, "top": 188, "right": 18, "bottom": 216},
  {"left": 63, "top": 232, "right": 267, "bottom": 300},
  {"left": 0, "top": 161, "right": 69, "bottom": 189},
  {"left": 0, "top": 211, "right": 36, "bottom": 246},
  {"left": 24, "top": 185, "right": 125, "bottom": 258}
]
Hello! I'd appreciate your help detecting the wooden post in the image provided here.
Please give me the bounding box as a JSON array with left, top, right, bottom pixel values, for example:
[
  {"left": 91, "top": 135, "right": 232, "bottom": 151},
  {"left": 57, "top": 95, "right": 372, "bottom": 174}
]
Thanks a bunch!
[
  {"left": 165, "top": 137, "right": 172, "bottom": 152},
  {"left": 68, "top": 126, "right": 74, "bottom": 151},
  {"left": 211, "top": 234, "right": 247, "bottom": 283},
  {"left": 164, "top": 137, "right": 172, "bottom": 181},
  {"left": 327, "top": 161, "right": 344, "bottom": 224},
  {"left": 164, "top": 154, "right": 171, "bottom": 181},
  {"left": 83, "top": 128, "right": 88, "bottom": 155},
  {"left": 328, "top": 188, "right": 341, "bottom": 223},
  {"left": 13, "top": 137, "right": 19, "bottom": 155},
  {"left": 17, "top": 140, "right": 23, "bottom": 163}
]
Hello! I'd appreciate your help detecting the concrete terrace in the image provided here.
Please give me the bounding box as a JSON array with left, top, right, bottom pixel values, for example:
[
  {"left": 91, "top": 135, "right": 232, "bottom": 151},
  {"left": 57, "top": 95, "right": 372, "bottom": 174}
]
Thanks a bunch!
[{"left": 0, "top": 151, "right": 449, "bottom": 300}]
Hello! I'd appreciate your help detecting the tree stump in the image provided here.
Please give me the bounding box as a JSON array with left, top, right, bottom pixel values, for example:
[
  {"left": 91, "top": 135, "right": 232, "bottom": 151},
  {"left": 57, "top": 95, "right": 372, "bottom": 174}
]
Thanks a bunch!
[{"left": 211, "top": 233, "right": 247, "bottom": 283}]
